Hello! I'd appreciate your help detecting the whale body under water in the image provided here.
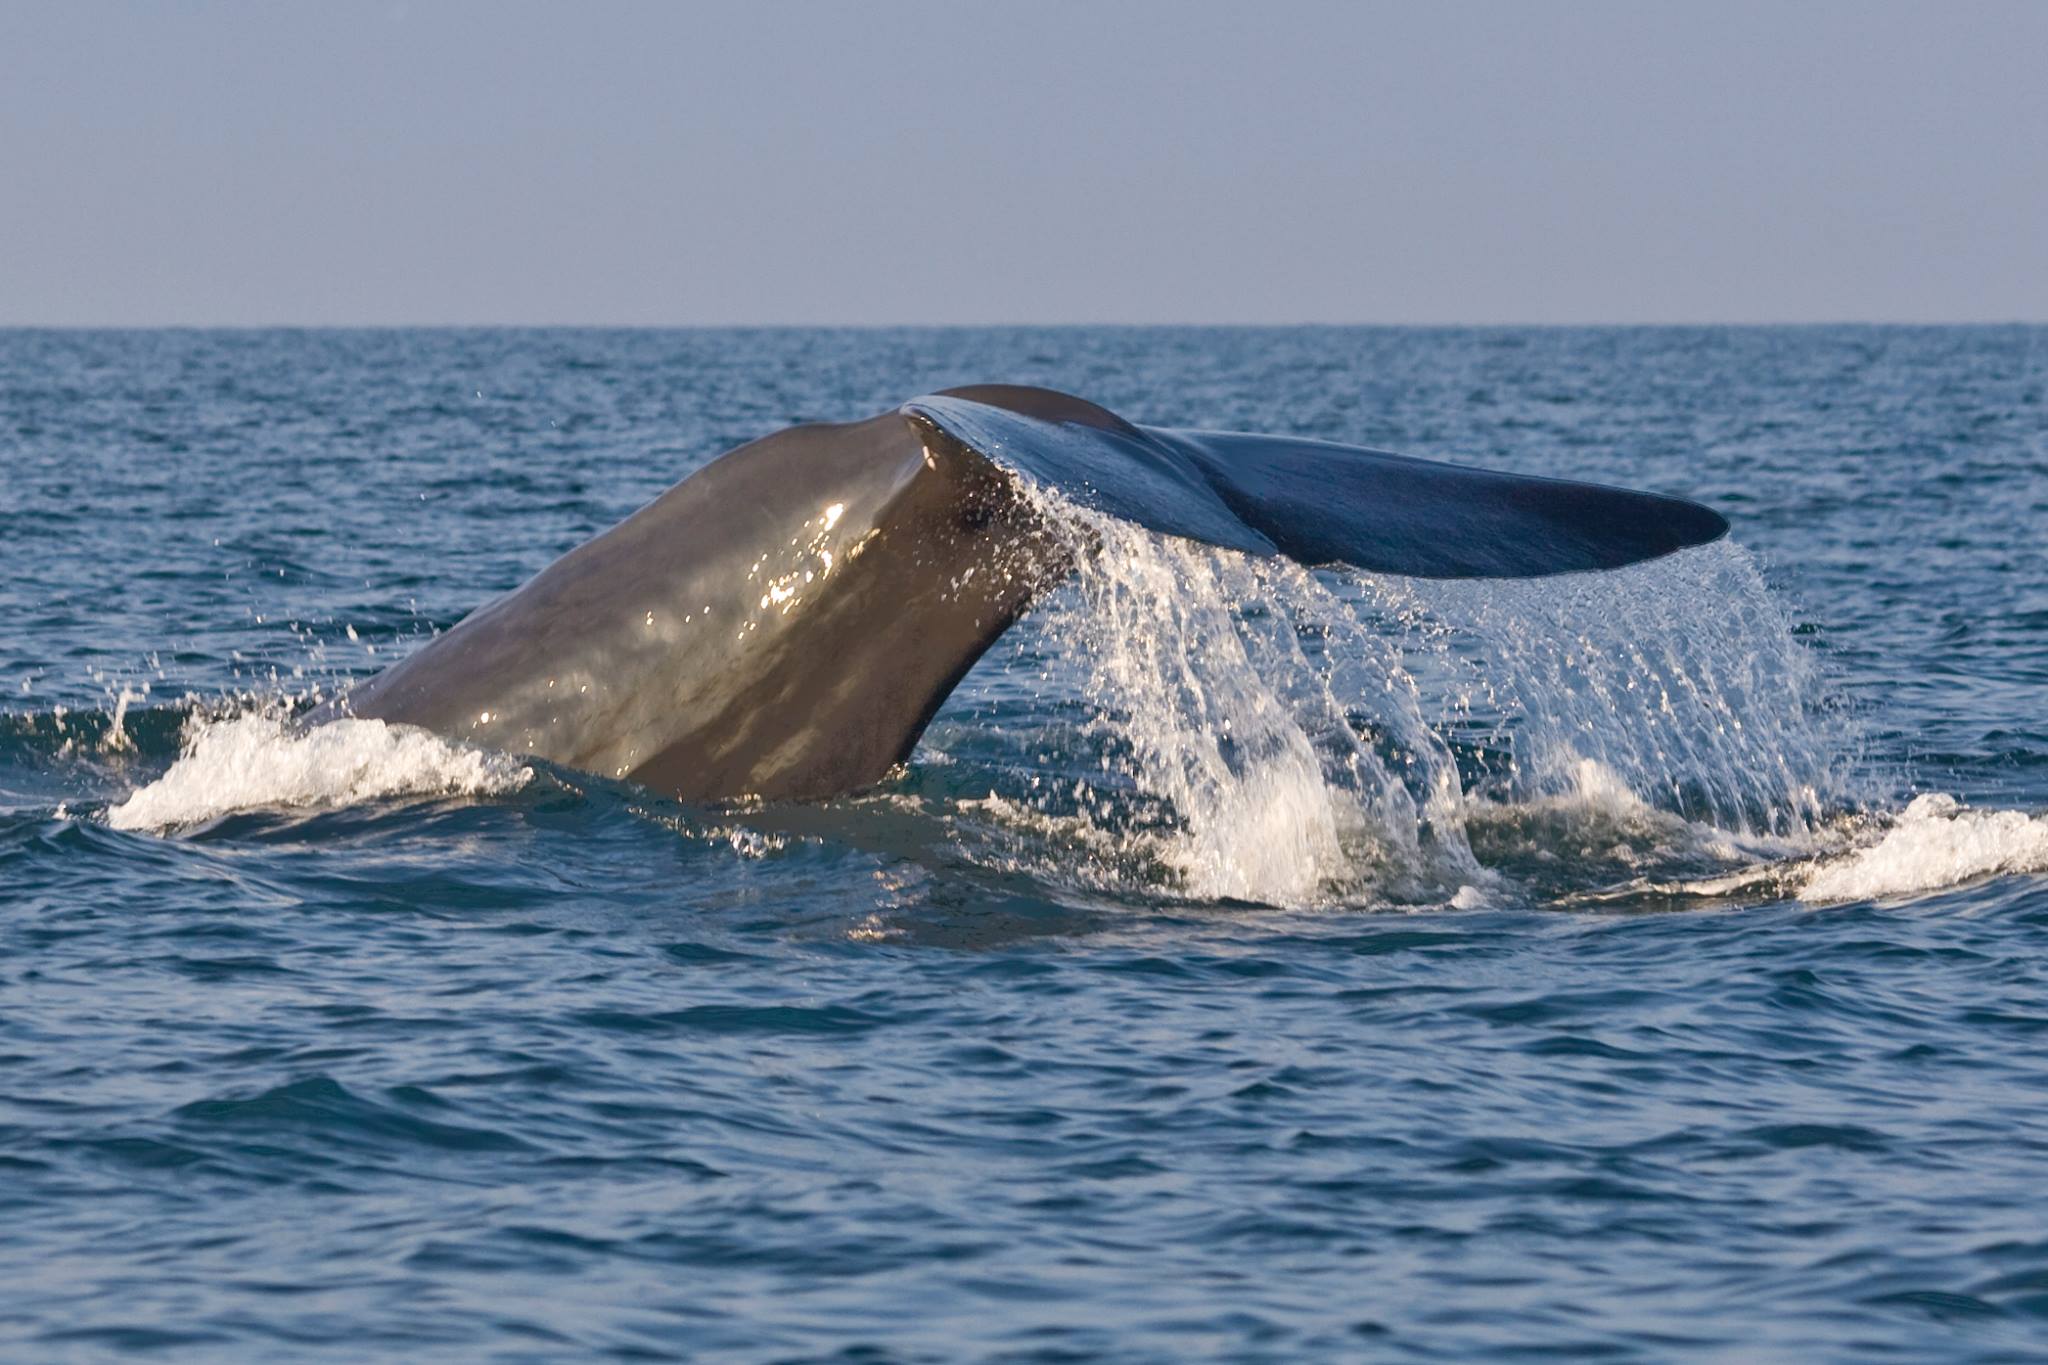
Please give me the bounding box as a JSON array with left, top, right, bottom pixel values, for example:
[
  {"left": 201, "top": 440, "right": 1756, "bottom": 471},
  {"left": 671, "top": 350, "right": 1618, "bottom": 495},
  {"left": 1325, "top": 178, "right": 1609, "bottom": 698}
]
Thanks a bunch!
[{"left": 331, "top": 385, "right": 1728, "bottom": 802}]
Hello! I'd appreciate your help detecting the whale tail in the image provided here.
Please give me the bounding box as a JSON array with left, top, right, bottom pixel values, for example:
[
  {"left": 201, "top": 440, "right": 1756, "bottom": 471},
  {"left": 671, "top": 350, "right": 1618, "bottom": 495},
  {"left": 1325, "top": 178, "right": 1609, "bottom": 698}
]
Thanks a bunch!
[{"left": 338, "top": 385, "right": 1728, "bottom": 802}]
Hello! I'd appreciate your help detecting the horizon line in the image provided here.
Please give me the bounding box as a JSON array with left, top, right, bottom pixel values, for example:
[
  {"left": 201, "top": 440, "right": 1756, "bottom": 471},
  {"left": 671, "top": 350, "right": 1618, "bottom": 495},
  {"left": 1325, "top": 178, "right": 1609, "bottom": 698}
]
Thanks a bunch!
[{"left": 3, "top": 318, "right": 2045, "bottom": 331}]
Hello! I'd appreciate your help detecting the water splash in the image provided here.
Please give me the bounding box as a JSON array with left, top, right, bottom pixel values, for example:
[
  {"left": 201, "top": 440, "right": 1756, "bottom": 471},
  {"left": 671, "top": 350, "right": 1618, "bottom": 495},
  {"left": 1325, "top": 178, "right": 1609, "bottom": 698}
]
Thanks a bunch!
[
  {"left": 1799, "top": 794, "right": 2048, "bottom": 903},
  {"left": 1042, "top": 525, "right": 1453, "bottom": 904},
  {"left": 106, "top": 709, "right": 531, "bottom": 833},
  {"left": 970, "top": 487, "right": 1858, "bottom": 908},
  {"left": 1390, "top": 545, "right": 1851, "bottom": 834}
]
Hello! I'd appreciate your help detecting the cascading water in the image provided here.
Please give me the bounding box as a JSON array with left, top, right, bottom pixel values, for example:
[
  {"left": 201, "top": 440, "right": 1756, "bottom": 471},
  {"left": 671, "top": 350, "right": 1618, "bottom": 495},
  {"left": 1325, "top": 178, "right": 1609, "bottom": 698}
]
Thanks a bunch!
[
  {"left": 1391, "top": 544, "right": 1851, "bottom": 834},
  {"left": 953, "top": 487, "right": 1860, "bottom": 908}
]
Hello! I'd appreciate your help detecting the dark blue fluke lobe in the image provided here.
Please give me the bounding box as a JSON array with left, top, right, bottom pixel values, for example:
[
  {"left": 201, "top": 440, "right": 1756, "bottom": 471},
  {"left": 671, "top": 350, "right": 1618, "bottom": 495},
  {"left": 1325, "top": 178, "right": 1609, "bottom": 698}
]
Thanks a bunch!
[{"left": 912, "top": 386, "right": 1728, "bottom": 577}]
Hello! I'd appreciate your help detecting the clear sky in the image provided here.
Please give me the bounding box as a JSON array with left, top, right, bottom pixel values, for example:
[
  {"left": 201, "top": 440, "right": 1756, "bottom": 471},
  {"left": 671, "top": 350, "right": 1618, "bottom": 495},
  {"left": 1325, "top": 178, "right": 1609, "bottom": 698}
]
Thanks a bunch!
[{"left": 3, "top": 1, "right": 2043, "bottom": 325}]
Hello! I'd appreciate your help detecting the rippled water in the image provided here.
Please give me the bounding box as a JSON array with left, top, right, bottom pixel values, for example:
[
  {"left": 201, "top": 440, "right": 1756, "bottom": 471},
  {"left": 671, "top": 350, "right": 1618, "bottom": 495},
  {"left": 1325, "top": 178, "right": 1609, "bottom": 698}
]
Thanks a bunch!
[{"left": 6, "top": 326, "right": 2048, "bottom": 1360}]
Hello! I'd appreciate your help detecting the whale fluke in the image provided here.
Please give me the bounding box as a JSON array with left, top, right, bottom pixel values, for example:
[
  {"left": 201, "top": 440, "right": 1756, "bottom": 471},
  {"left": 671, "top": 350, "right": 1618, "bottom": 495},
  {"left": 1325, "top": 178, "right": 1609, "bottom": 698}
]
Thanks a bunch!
[{"left": 333, "top": 385, "right": 1727, "bottom": 801}]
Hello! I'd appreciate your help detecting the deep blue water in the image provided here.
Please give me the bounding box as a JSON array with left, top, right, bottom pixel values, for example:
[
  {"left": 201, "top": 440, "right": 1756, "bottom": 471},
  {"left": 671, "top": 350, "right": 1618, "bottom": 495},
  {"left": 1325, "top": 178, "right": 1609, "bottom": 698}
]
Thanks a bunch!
[{"left": 5, "top": 326, "right": 2048, "bottom": 1361}]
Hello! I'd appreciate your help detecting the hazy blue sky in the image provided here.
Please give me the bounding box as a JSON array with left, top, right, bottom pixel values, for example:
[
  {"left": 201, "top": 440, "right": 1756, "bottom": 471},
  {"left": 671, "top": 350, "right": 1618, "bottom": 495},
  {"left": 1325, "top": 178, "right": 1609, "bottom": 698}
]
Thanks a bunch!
[{"left": 3, "top": 1, "right": 2043, "bottom": 325}]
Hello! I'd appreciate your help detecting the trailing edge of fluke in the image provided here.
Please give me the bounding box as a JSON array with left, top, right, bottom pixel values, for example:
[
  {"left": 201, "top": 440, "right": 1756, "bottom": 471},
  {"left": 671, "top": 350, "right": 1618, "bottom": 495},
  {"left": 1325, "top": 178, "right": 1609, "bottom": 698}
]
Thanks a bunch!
[{"left": 325, "top": 384, "right": 1728, "bottom": 802}]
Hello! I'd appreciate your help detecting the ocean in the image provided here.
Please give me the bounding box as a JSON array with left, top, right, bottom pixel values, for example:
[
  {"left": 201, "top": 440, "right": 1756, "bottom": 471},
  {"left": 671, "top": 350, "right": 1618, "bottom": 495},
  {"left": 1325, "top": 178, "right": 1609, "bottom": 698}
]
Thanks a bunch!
[{"left": 5, "top": 325, "right": 2048, "bottom": 1361}]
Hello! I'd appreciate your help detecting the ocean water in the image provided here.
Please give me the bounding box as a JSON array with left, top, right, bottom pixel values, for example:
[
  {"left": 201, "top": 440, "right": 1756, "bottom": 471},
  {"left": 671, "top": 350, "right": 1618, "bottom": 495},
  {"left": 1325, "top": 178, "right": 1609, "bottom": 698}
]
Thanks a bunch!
[{"left": 5, "top": 325, "right": 2048, "bottom": 1361}]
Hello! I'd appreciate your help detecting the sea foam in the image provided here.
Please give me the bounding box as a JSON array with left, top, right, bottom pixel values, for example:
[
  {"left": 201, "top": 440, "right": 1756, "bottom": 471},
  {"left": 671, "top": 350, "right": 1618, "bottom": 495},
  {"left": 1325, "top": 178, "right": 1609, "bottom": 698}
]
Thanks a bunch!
[
  {"left": 1799, "top": 794, "right": 2048, "bottom": 903},
  {"left": 106, "top": 712, "right": 531, "bottom": 833}
]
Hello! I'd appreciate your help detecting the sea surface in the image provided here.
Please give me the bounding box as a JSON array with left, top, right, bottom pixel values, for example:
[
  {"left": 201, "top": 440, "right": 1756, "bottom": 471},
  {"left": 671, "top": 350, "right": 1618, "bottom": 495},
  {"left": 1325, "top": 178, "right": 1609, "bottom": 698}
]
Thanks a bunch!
[{"left": 5, "top": 326, "right": 2048, "bottom": 1362}]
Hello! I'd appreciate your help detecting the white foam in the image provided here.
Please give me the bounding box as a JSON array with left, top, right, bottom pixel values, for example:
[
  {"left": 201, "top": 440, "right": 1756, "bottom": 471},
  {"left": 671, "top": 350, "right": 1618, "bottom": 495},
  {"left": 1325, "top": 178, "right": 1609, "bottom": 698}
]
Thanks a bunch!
[
  {"left": 1798, "top": 794, "right": 2048, "bottom": 903},
  {"left": 106, "top": 713, "right": 531, "bottom": 833}
]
